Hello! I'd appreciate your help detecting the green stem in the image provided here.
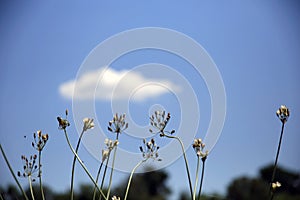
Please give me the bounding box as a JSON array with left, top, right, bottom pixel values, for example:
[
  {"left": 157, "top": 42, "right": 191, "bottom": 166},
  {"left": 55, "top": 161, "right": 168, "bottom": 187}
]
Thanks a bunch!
[
  {"left": 28, "top": 176, "right": 35, "bottom": 200},
  {"left": 63, "top": 129, "right": 107, "bottom": 200},
  {"left": 269, "top": 122, "right": 285, "bottom": 200},
  {"left": 93, "top": 162, "right": 103, "bottom": 200},
  {"left": 99, "top": 153, "right": 111, "bottom": 200},
  {"left": 197, "top": 157, "right": 206, "bottom": 200},
  {"left": 164, "top": 134, "right": 193, "bottom": 199},
  {"left": 193, "top": 156, "right": 200, "bottom": 200},
  {"left": 105, "top": 133, "right": 119, "bottom": 200},
  {"left": 0, "top": 144, "right": 29, "bottom": 200},
  {"left": 124, "top": 160, "right": 146, "bottom": 200},
  {"left": 70, "top": 129, "right": 85, "bottom": 200},
  {"left": 38, "top": 151, "right": 45, "bottom": 200}
]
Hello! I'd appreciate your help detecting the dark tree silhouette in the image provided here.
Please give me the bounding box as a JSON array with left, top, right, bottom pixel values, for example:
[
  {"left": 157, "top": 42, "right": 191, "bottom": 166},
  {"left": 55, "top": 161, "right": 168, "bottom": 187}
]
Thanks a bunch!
[
  {"left": 226, "top": 176, "right": 268, "bottom": 200},
  {"left": 113, "top": 167, "right": 171, "bottom": 200},
  {"left": 259, "top": 164, "right": 300, "bottom": 195}
]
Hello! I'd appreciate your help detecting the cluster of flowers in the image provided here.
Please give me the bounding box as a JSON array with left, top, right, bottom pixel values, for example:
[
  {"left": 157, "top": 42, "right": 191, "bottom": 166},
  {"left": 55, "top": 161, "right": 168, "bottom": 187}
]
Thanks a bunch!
[{"left": 0, "top": 105, "right": 290, "bottom": 200}]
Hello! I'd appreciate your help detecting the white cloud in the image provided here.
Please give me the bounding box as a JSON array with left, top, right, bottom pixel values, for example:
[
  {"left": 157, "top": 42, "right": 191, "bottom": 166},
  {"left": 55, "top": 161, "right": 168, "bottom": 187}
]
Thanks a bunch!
[{"left": 59, "top": 67, "right": 181, "bottom": 102}]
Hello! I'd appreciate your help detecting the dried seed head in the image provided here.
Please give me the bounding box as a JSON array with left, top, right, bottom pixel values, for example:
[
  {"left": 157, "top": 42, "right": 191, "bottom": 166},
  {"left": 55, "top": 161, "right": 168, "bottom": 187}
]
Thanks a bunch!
[
  {"left": 276, "top": 105, "right": 290, "bottom": 123},
  {"left": 57, "top": 116, "right": 70, "bottom": 130},
  {"left": 107, "top": 113, "right": 128, "bottom": 134},
  {"left": 140, "top": 138, "right": 161, "bottom": 161},
  {"left": 193, "top": 138, "right": 208, "bottom": 158}
]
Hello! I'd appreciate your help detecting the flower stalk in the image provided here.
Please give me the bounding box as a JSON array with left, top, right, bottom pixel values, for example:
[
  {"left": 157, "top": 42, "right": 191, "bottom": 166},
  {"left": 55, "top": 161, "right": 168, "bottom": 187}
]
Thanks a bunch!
[
  {"left": 63, "top": 128, "right": 107, "bottom": 200},
  {"left": 197, "top": 156, "right": 207, "bottom": 200},
  {"left": 105, "top": 134, "right": 119, "bottom": 200},
  {"left": 32, "top": 130, "right": 48, "bottom": 200},
  {"left": 57, "top": 112, "right": 106, "bottom": 200},
  {"left": 70, "top": 129, "right": 85, "bottom": 200},
  {"left": 124, "top": 159, "right": 146, "bottom": 200},
  {"left": 269, "top": 105, "right": 289, "bottom": 200},
  {"left": 163, "top": 134, "right": 193, "bottom": 199},
  {"left": 149, "top": 110, "right": 193, "bottom": 200},
  {"left": 28, "top": 176, "right": 35, "bottom": 200},
  {"left": 106, "top": 113, "right": 128, "bottom": 199},
  {"left": 193, "top": 156, "right": 200, "bottom": 200},
  {"left": 0, "top": 144, "right": 29, "bottom": 200}
]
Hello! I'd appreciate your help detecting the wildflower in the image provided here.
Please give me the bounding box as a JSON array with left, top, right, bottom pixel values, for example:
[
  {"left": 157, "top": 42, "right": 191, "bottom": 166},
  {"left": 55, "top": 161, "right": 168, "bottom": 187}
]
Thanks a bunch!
[
  {"left": 102, "top": 149, "right": 110, "bottom": 162},
  {"left": 272, "top": 181, "right": 281, "bottom": 189},
  {"left": 108, "top": 113, "right": 128, "bottom": 134},
  {"left": 149, "top": 110, "right": 172, "bottom": 135},
  {"left": 193, "top": 138, "right": 208, "bottom": 159},
  {"left": 104, "top": 138, "right": 119, "bottom": 150},
  {"left": 32, "top": 130, "right": 49, "bottom": 151},
  {"left": 276, "top": 105, "right": 290, "bottom": 123},
  {"left": 18, "top": 154, "right": 38, "bottom": 181},
  {"left": 57, "top": 109, "right": 70, "bottom": 130},
  {"left": 139, "top": 138, "right": 161, "bottom": 161},
  {"left": 101, "top": 139, "right": 119, "bottom": 162},
  {"left": 82, "top": 118, "right": 94, "bottom": 131},
  {"left": 112, "top": 196, "right": 121, "bottom": 200},
  {"left": 57, "top": 116, "right": 70, "bottom": 130}
]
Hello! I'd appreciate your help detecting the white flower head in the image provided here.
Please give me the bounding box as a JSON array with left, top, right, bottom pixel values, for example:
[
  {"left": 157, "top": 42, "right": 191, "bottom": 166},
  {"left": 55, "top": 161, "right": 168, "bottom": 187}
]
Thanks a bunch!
[
  {"left": 272, "top": 181, "right": 281, "bottom": 189},
  {"left": 112, "top": 196, "right": 121, "bottom": 200},
  {"left": 102, "top": 149, "right": 109, "bottom": 162},
  {"left": 83, "top": 118, "right": 94, "bottom": 131},
  {"left": 193, "top": 138, "right": 208, "bottom": 159}
]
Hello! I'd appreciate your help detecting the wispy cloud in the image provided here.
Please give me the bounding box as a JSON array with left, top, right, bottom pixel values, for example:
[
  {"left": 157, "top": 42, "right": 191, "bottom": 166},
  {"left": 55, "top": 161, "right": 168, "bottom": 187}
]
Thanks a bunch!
[{"left": 59, "top": 67, "right": 181, "bottom": 102}]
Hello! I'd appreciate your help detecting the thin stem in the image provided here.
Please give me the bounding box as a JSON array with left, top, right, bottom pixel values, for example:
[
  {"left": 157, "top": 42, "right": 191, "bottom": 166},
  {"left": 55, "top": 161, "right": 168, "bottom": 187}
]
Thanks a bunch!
[
  {"left": 38, "top": 151, "right": 45, "bottom": 200},
  {"left": 93, "top": 162, "right": 104, "bottom": 200},
  {"left": 193, "top": 156, "right": 201, "bottom": 200},
  {"left": 63, "top": 129, "right": 107, "bottom": 200},
  {"left": 28, "top": 176, "right": 35, "bottom": 200},
  {"left": 70, "top": 129, "right": 85, "bottom": 200},
  {"left": 105, "top": 133, "right": 119, "bottom": 200},
  {"left": 163, "top": 134, "right": 194, "bottom": 199},
  {"left": 0, "top": 144, "right": 29, "bottom": 200},
  {"left": 0, "top": 193, "right": 4, "bottom": 200},
  {"left": 197, "top": 157, "right": 206, "bottom": 200},
  {"left": 269, "top": 122, "right": 285, "bottom": 200},
  {"left": 124, "top": 159, "right": 146, "bottom": 200},
  {"left": 99, "top": 153, "right": 111, "bottom": 200}
]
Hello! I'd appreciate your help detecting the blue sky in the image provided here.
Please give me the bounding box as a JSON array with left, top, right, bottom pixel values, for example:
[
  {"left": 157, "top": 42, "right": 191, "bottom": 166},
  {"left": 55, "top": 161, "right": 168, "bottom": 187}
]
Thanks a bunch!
[{"left": 0, "top": 0, "right": 300, "bottom": 199}]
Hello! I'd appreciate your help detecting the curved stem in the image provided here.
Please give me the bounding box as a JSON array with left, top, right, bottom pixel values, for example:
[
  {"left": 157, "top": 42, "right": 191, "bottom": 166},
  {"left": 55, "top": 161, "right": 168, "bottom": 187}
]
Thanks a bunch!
[
  {"left": 93, "top": 162, "right": 103, "bottom": 200},
  {"left": 0, "top": 144, "right": 29, "bottom": 200},
  {"left": 38, "top": 151, "right": 45, "bottom": 200},
  {"left": 197, "top": 157, "right": 206, "bottom": 200},
  {"left": 28, "top": 176, "right": 35, "bottom": 200},
  {"left": 193, "top": 156, "right": 200, "bottom": 200},
  {"left": 63, "top": 129, "right": 107, "bottom": 200},
  {"left": 70, "top": 129, "right": 85, "bottom": 200},
  {"left": 124, "top": 160, "right": 146, "bottom": 200},
  {"left": 163, "top": 134, "right": 193, "bottom": 199},
  {"left": 106, "top": 133, "right": 119, "bottom": 200},
  {"left": 269, "top": 122, "right": 285, "bottom": 200}
]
